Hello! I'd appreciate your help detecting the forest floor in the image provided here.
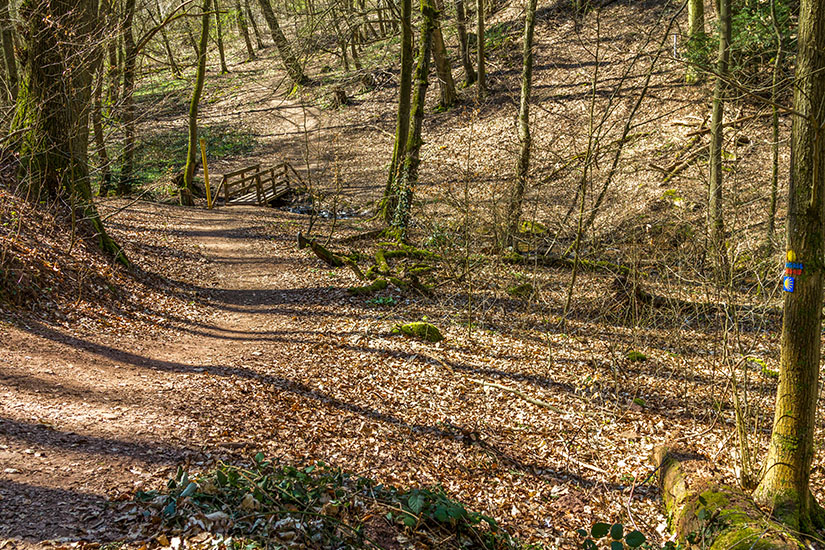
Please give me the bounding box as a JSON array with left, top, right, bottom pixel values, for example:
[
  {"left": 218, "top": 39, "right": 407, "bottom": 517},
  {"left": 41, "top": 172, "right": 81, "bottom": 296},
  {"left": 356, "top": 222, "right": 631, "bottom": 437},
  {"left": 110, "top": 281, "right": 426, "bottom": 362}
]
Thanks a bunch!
[
  {"left": 0, "top": 198, "right": 802, "bottom": 550},
  {"left": 1, "top": 0, "right": 821, "bottom": 547}
]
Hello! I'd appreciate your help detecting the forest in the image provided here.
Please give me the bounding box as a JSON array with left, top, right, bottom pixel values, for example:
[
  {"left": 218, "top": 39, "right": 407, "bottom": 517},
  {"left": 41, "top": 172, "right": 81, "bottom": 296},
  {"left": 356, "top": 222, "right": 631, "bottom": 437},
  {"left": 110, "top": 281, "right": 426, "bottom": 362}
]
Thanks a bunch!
[{"left": 1, "top": 0, "right": 824, "bottom": 547}]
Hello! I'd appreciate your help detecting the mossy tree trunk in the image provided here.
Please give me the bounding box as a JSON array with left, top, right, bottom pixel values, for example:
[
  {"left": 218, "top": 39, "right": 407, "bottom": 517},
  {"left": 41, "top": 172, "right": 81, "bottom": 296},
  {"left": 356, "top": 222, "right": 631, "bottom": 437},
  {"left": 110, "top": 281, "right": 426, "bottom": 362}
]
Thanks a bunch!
[
  {"left": 215, "top": 0, "right": 230, "bottom": 73},
  {"left": 753, "top": 0, "right": 825, "bottom": 533},
  {"left": 506, "top": 0, "right": 537, "bottom": 246},
  {"left": 181, "top": 0, "right": 211, "bottom": 207},
  {"left": 455, "top": 0, "right": 475, "bottom": 85},
  {"left": 118, "top": 0, "right": 137, "bottom": 195},
  {"left": 476, "top": 0, "right": 486, "bottom": 100},
  {"left": 685, "top": 0, "right": 705, "bottom": 83},
  {"left": 236, "top": 0, "right": 256, "bottom": 60},
  {"left": 381, "top": 0, "right": 413, "bottom": 222},
  {"left": 391, "top": 0, "right": 435, "bottom": 236},
  {"left": 0, "top": 0, "right": 18, "bottom": 101},
  {"left": 707, "top": 0, "right": 729, "bottom": 273},
  {"left": 11, "top": 0, "right": 125, "bottom": 263},
  {"left": 430, "top": 0, "right": 456, "bottom": 108},
  {"left": 257, "top": 0, "right": 309, "bottom": 85}
]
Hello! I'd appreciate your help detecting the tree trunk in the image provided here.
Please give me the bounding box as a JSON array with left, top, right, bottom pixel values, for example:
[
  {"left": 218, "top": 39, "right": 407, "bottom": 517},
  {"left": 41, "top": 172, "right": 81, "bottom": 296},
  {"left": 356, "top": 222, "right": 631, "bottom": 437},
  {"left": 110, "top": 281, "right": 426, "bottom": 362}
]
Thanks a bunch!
[
  {"left": 753, "top": 0, "right": 825, "bottom": 533},
  {"left": 236, "top": 0, "right": 256, "bottom": 60},
  {"left": 506, "top": 0, "right": 537, "bottom": 246},
  {"left": 182, "top": 0, "right": 211, "bottom": 207},
  {"left": 92, "top": 58, "right": 112, "bottom": 196},
  {"left": 391, "top": 0, "right": 435, "bottom": 235},
  {"left": 245, "top": 0, "right": 265, "bottom": 48},
  {"left": 707, "top": 0, "right": 729, "bottom": 273},
  {"left": 685, "top": 0, "right": 705, "bottom": 83},
  {"left": 257, "top": 0, "right": 309, "bottom": 85},
  {"left": 118, "top": 0, "right": 137, "bottom": 195},
  {"left": 0, "top": 0, "right": 18, "bottom": 101},
  {"left": 215, "top": 0, "right": 229, "bottom": 73},
  {"left": 11, "top": 0, "right": 125, "bottom": 263},
  {"left": 184, "top": 18, "right": 201, "bottom": 58},
  {"left": 455, "top": 0, "right": 475, "bottom": 85},
  {"left": 430, "top": 0, "right": 456, "bottom": 108},
  {"left": 476, "top": 0, "right": 486, "bottom": 100},
  {"left": 767, "top": 0, "right": 783, "bottom": 244},
  {"left": 382, "top": 0, "right": 414, "bottom": 222}
]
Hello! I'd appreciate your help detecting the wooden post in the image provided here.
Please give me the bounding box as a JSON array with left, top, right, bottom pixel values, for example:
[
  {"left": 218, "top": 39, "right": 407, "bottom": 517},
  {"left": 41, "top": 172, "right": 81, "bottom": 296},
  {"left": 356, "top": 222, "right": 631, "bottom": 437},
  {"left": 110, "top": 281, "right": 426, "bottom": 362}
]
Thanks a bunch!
[
  {"left": 255, "top": 170, "right": 263, "bottom": 204},
  {"left": 200, "top": 138, "right": 212, "bottom": 208}
]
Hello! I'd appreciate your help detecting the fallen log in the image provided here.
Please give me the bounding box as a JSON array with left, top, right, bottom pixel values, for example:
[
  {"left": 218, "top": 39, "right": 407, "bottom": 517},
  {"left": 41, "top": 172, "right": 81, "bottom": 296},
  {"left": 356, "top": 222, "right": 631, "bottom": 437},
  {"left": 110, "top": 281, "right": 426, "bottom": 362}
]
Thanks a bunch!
[{"left": 652, "top": 446, "right": 799, "bottom": 549}]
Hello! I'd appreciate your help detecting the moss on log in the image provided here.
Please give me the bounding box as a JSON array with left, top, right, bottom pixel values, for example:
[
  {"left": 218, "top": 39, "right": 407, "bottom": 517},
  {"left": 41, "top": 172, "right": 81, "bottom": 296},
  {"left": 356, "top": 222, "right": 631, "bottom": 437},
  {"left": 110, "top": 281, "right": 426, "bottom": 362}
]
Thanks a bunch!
[
  {"left": 392, "top": 321, "right": 443, "bottom": 342},
  {"left": 652, "top": 447, "right": 800, "bottom": 549},
  {"left": 507, "top": 282, "right": 533, "bottom": 298},
  {"left": 297, "top": 233, "right": 344, "bottom": 267},
  {"left": 347, "top": 278, "right": 388, "bottom": 295}
]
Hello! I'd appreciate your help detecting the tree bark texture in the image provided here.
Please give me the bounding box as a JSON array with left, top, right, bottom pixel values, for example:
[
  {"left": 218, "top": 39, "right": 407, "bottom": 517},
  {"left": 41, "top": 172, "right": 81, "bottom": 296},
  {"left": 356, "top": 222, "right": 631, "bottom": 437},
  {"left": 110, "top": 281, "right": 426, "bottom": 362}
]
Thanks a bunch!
[
  {"left": 11, "top": 0, "right": 125, "bottom": 262},
  {"left": 182, "top": 0, "right": 212, "bottom": 206},
  {"left": 506, "top": 0, "right": 537, "bottom": 245},
  {"left": 707, "top": 0, "right": 729, "bottom": 266},
  {"left": 236, "top": 0, "right": 256, "bottom": 59},
  {"left": 754, "top": 0, "right": 825, "bottom": 533},
  {"left": 430, "top": 0, "right": 456, "bottom": 108},
  {"left": 382, "top": 0, "right": 414, "bottom": 222},
  {"left": 455, "top": 0, "right": 475, "bottom": 85},
  {"left": 0, "top": 0, "right": 18, "bottom": 100},
  {"left": 257, "top": 0, "right": 309, "bottom": 85},
  {"left": 245, "top": 0, "right": 265, "bottom": 48},
  {"left": 685, "top": 0, "right": 705, "bottom": 82},
  {"left": 118, "top": 0, "right": 137, "bottom": 194},
  {"left": 392, "top": 0, "right": 435, "bottom": 234}
]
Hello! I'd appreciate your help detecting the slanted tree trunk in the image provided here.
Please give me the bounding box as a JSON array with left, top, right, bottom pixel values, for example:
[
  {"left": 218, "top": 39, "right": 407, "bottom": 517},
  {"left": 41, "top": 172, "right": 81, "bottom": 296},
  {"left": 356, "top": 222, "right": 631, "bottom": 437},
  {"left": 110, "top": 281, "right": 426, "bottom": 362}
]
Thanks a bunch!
[
  {"left": 236, "top": 0, "right": 256, "bottom": 60},
  {"left": 707, "top": 0, "right": 730, "bottom": 273},
  {"left": 455, "top": 0, "right": 475, "bottom": 85},
  {"left": 391, "top": 0, "right": 435, "bottom": 235},
  {"left": 685, "top": 0, "right": 705, "bottom": 83},
  {"left": 11, "top": 0, "right": 125, "bottom": 263},
  {"left": 753, "top": 0, "right": 825, "bottom": 533},
  {"left": 257, "top": 0, "right": 309, "bottom": 85},
  {"left": 118, "top": 0, "right": 137, "bottom": 195},
  {"left": 184, "top": 17, "right": 201, "bottom": 58},
  {"left": 215, "top": 0, "right": 229, "bottom": 73},
  {"left": 476, "top": 0, "right": 486, "bottom": 100},
  {"left": 382, "top": 0, "right": 414, "bottom": 222},
  {"left": 182, "top": 0, "right": 211, "bottom": 206},
  {"left": 0, "top": 0, "right": 18, "bottom": 101},
  {"left": 92, "top": 58, "right": 112, "bottom": 196},
  {"left": 154, "top": 0, "right": 182, "bottom": 78},
  {"left": 431, "top": 0, "right": 456, "bottom": 108},
  {"left": 506, "top": 0, "right": 537, "bottom": 246},
  {"left": 245, "top": 0, "right": 265, "bottom": 48}
]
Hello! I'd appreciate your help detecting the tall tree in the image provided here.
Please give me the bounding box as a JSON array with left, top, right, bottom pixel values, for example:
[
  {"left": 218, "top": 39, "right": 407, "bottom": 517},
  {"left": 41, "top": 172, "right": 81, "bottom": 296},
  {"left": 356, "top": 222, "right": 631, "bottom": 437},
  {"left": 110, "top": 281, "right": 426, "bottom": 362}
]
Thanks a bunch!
[
  {"left": 92, "top": 58, "right": 113, "bottom": 195},
  {"left": 685, "top": 0, "right": 705, "bottom": 82},
  {"left": 12, "top": 0, "right": 125, "bottom": 262},
  {"left": 707, "top": 0, "right": 730, "bottom": 271},
  {"left": 506, "top": 0, "right": 537, "bottom": 245},
  {"left": 382, "top": 0, "right": 414, "bottom": 222},
  {"left": 236, "top": 0, "right": 256, "bottom": 60},
  {"left": 455, "top": 0, "right": 475, "bottom": 85},
  {"left": 257, "top": 0, "right": 309, "bottom": 85},
  {"left": 476, "top": 0, "right": 486, "bottom": 99},
  {"left": 430, "top": 0, "right": 456, "bottom": 108},
  {"left": 215, "top": 0, "right": 230, "bottom": 73},
  {"left": 245, "top": 0, "right": 265, "bottom": 49},
  {"left": 181, "top": 0, "right": 212, "bottom": 206},
  {"left": 0, "top": 0, "right": 18, "bottom": 100},
  {"left": 392, "top": 0, "right": 436, "bottom": 234},
  {"left": 753, "top": 0, "right": 825, "bottom": 533},
  {"left": 118, "top": 0, "right": 138, "bottom": 194}
]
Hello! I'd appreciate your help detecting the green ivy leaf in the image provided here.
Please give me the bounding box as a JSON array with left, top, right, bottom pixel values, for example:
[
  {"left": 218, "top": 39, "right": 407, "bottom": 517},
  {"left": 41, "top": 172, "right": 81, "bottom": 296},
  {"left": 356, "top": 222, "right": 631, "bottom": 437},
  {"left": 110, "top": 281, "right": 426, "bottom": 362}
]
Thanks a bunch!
[
  {"left": 610, "top": 523, "right": 624, "bottom": 540},
  {"left": 576, "top": 529, "right": 588, "bottom": 538},
  {"left": 591, "top": 523, "right": 610, "bottom": 538},
  {"left": 625, "top": 530, "right": 646, "bottom": 548},
  {"left": 611, "top": 541, "right": 625, "bottom": 550}
]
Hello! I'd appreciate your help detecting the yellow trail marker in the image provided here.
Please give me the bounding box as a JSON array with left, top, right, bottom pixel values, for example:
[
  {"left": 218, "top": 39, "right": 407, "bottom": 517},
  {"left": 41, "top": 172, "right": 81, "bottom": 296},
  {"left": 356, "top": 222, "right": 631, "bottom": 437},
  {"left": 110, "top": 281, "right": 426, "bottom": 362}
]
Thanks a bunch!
[
  {"left": 200, "top": 138, "right": 212, "bottom": 209},
  {"left": 787, "top": 250, "right": 796, "bottom": 262}
]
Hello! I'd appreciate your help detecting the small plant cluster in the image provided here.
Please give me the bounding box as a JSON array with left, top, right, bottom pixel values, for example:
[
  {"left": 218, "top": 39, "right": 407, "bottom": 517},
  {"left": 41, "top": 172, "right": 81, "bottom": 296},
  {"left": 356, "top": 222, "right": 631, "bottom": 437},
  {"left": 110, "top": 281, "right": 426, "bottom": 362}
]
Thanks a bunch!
[
  {"left": 576, "top": 522, "right": 649, "bottom": 549},
  {"left": 133, "top": 454, "right": 521, "bottom": 549}
]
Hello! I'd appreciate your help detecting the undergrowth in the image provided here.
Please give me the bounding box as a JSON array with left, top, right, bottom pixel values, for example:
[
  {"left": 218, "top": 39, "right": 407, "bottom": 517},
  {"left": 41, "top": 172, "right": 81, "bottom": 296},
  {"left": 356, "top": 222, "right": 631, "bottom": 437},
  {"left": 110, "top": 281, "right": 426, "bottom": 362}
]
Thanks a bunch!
[{"left": 133, "top": 454, "right": 522, "bottom": 549}]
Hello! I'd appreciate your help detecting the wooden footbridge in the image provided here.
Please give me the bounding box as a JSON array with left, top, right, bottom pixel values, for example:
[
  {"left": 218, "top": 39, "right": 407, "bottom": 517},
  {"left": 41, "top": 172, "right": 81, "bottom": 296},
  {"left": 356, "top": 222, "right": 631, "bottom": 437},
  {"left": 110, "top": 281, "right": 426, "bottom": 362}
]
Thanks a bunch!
[{"left": 212, "top": 162, "right": 300, "bottom": 207}]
